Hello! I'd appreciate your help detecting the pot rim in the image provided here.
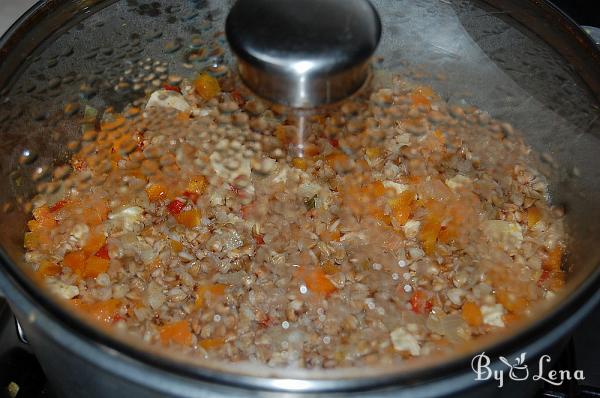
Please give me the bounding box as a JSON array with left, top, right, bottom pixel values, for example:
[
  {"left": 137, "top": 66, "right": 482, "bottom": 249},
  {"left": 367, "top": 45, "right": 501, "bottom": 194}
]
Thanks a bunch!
[{"left": 1, "top": 0, "right": 600, "bottom": 392}]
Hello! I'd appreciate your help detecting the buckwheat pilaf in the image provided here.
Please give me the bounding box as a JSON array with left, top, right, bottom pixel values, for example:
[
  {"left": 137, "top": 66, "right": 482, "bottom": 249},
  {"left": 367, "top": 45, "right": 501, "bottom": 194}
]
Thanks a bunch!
[{"left": 24, "top": 73, "right": 565, "bottom": 368}]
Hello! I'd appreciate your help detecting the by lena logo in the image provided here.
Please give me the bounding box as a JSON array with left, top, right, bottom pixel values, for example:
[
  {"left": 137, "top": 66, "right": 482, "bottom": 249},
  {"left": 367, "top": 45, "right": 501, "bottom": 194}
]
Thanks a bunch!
[{"left": 471, "top": 352, "right": 585, "bottom": 388}]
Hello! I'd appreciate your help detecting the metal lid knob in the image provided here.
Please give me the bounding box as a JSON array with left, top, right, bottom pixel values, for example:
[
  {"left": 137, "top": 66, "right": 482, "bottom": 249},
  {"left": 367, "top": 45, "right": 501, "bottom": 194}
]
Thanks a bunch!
[{"left": 226, "top": 0, "right": 381, "bottom": 108}]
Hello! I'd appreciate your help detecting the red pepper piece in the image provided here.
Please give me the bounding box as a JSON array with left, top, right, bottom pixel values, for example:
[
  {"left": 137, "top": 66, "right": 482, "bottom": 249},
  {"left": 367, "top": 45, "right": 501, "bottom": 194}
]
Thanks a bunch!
[
  {"left": 163, "top": 84, "right": 181, "bottom": 93},
  {"left": 537, "top": 269, "right": 550, "bottom": 287},
  {"left": 410, "top": 290, "right": 433, "bottom": 314},
  {"left": 183, "top": 191, "right": 199, "bottom": 203},
  {"left": 167, "top": 199, "right": 186, "bottom": 215},
  {"left": 49, "top": 199, "right": 67, "bottom": 213},
  {"left": 95, "top": 244, "right": 110, "bottom": 260}
]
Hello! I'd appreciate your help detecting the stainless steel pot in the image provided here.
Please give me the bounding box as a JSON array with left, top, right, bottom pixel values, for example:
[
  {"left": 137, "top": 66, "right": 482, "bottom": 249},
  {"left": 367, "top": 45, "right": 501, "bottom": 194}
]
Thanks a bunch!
[{"left": 0, "top": 1, "right": 599, "bottom": 397}]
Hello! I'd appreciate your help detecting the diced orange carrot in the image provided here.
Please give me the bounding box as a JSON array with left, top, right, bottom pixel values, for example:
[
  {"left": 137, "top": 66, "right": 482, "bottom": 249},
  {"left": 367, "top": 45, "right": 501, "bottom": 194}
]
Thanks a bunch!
[
  {"left": 420, "top": 219, "right": 441, "bottom": 255},
  {"left": 27, "top": 220, "right": 41, "bottom": 232},
  {"left": 324, "top": 152, "right": 350, "bottom": 170},
  {"left": 365, "top": 147, "right": 382, "bottom": 159},
  {"left": 37, "top": 260, "right": 62, "bottom": 278},
  {"left": 275, "top": 125, "right": 289, "bottom": 146},
  {"left": 549, "top": 274, "right": 565, "bottom": 290},
  {"left": 146, "top": 183, "right": 168, "bottom": 202},
  {"left": 170, "top": 239, "right": 184, "bottom": 252},
  {"left": 83, "top": 200, "right": 109, "bottom": 226},
  {"left": 63, "top": 250, "right": 87, "bottom": 275},
  {"left": 527, "top": 206, "right": 542, "bottom": 228},
  {"left": 176, "top": 111, "right": 190, "bottom": 121},
  {"left": 83, "top": 256, "right": 110, "bottom": 279},
  {"left": 413, "top": 86, "right": 435, "bottom": 98},
  {"left": 319, "top": 229, "right": 341, "bottom": 243},
  {"left": 462, "top": 302, "right": 483, "bottom": 327},
  {"left": 410, "top": 93, "right": 431, "bottom": 109},
  {"left": 72, "top": 298, "right": 122, "bottom": 325},
  {"left": 199, "top": 337, "right": 224, "bottom": 350},
  {"left": 83, "top": 231, "right": 106, "bottom": 257},
  {"left": 195, "top": 284, "right": 227, "bottom": 309},
  {"left": 292, "top": 157, "right": 308, "bottom": 171},
  {"left": 298, "top": 266, "right": 337, "bottom": 296},
  {"left": 321, "top": 261, "right": 340, "bottom": 275},
  {"left": 24, "top": 232, "right": 35, "bottom": 249},
  {"left": 543, "top": 245, "right": 563, "bottom": 271},
  {"left": 159, "top": 320, "right": 193, "bottom": 346},
  {"left": 370, "top": 207, "right": 392, "bottom": 225},
  {"left": 186, "top": 175, "right": 208, "bottom": 195},
  {"left": 303, "top": 143, "right": 321, "bottom": 158},
  {"left": 389, "top": 191, "right": 414, "bottom": 226},
  {"left": 366, "top": 181, "right": 387, "bottom": 197},
  {"left": 503, "top": 312, "right": 520, "bottom": 325},
  {"left": 433, "top": 129, "right": 446, "bottom": 144},
  {"left": 356, "top": 158, "right": 370, "bottom": 170},
  {"left": 418, "top": 200, "right": 444, "bottom": 255},
  {"left": 175, "top": 208, "right": 201, "bottom": 228},
  {"left": 194, "top": 73, "right": 220, "bottom": 100},
  {"left": 496, "top": 290, "right": 528, "bottom": 315},
  {"left": 24, "top": 230, "right": 51, "bottom": 250},
  {"left": 32, "top": 206, "right": 56, "bottom": 229}
]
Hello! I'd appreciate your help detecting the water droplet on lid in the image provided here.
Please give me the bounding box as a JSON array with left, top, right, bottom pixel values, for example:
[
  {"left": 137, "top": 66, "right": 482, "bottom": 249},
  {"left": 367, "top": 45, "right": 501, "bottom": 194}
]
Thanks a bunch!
[
  {"left": 63, "top": 102, "right": 80, "bottom": 116},
  {"left": 48, "top": 88, "right": 62, "bottom": 98},
  {"left": 115, "top": 82, "right": 131, "bottom": 92},
  {"left": 62, "top": 75, "right": 75, "bottom": 84},
  {"left": 79, "top": 83, "right": 97, "bottom": 99},
  {"left": 47, "top": 58, "right": 58, "bottom": 68},
  {"left": 18, "top": 149, "right": 37, "bottom": 165},
  {"left": 53, "top": 165, "right": 72, "bottom": 180},
  {"left": 164, "top": 39, "right": 182, "bottom": 53},
  {"left": 168, "top": 75, "right": 182, "bottom": 85},
  {"left": 32, "top": 110, "right": 48, "bottom": 121},
  {"left": 83, "top": 50, "right": 98, "bottom": 60},
  {"left": 181, "top": 11, "right": 199, "bottom": 21},
  {"left": 47, "top": 77, "right": 61, "bottom": 89},
  {"left": 145, "top": 30, "right": 163, "bottom": 41},
  {"left": 67, "top": 140, "right": 80, "bottom": 151},
  {"left": 207, "top": 64, "right": 228, "bottom": 77},
  {"left": 143, "top": 73, "right": 157, "bottom": 82},
  {"left": 31, "top": 165, "right": 49, "bottom": 181},
  {"left": 61, "top": 46, "right": 74, "bottom": 57},
  {"left": 2, "top": 202, "right": 14, "bottom": 213},
  {"left": 46, "top": 182, "right": 61, "bottom": 194}
]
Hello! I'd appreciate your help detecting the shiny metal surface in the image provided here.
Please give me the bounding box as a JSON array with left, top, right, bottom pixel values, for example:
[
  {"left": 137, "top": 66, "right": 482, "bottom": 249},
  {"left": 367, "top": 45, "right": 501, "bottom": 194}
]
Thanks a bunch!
[
  {"left": 14, "top": 317, "right": 28, "bottom": 344},
  {"left": 226, "top": 0, "right": 381, "bottom": 107}
]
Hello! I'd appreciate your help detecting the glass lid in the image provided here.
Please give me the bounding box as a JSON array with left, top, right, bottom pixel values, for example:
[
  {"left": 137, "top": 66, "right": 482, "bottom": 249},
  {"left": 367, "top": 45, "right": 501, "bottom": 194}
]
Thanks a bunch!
[{"left": 0, "top": 0, "right": 599, "bottom": 388}]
